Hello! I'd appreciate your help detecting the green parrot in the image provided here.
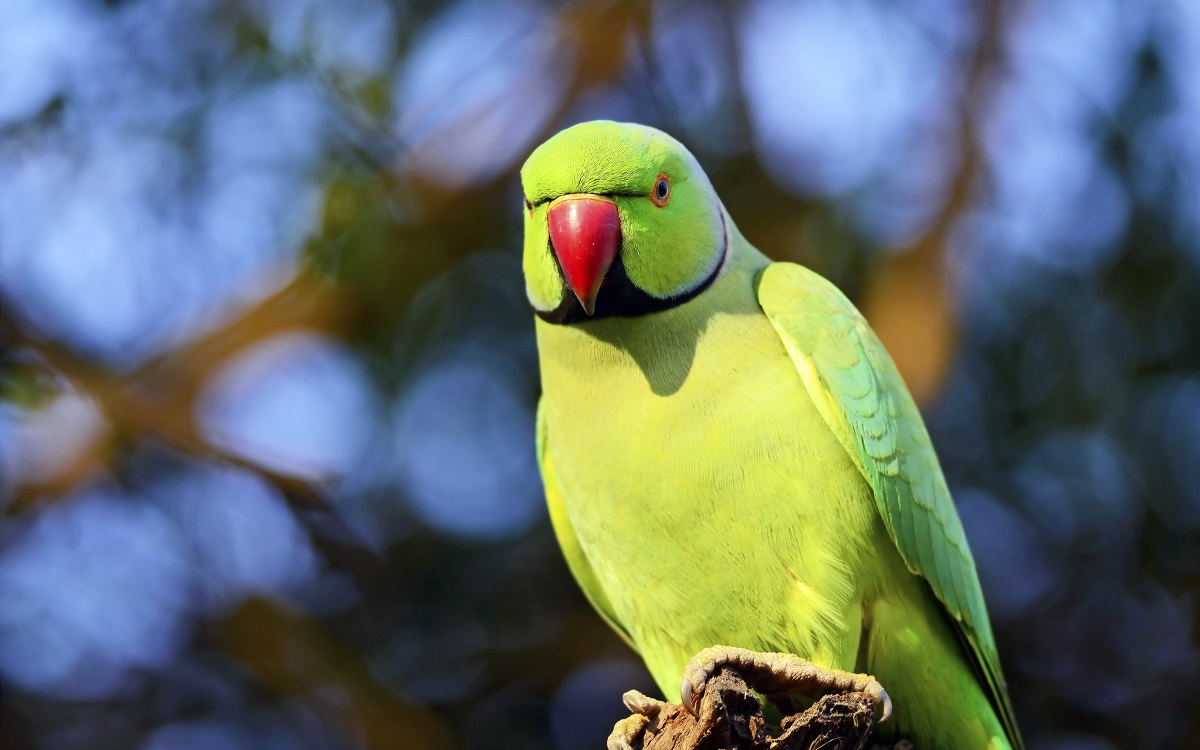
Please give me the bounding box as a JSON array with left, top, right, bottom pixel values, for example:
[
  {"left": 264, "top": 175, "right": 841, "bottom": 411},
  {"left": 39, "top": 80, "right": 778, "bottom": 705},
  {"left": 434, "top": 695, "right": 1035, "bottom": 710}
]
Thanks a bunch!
[{"left": 522, "top": 121, "right": 1022, "bottom": 750}]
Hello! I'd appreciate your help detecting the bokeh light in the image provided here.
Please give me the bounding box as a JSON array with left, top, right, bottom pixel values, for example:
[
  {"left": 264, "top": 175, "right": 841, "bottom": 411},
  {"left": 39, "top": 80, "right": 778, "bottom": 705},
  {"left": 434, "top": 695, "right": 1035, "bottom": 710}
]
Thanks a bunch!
[
  {"left": 0, "top": 491, "right": 193, "bottom": 700},
  {"left": 394, "top": 354, "right": 542, "bottom": 542},
  {"left": 200, "top": 332, "right": 376, "bottom": 480}
]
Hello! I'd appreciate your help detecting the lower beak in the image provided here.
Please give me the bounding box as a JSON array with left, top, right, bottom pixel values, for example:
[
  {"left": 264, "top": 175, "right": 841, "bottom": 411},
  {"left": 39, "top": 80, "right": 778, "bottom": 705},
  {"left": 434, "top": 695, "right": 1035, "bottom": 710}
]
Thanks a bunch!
[{"left": 547, "top": 195, "right": 620, "bottom": 316}]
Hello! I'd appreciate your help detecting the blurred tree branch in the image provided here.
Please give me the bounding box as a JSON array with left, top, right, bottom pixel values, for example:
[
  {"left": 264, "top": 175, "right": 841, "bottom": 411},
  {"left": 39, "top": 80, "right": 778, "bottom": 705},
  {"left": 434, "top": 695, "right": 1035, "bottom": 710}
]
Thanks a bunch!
[
  {"left": 861, "top": 0, "right": 1006, "bottom": 404},
  {"left": 0, "top": 0, "right": 650, "bottom": 514},
  {"left": 0, "top": 280, "right": 340, "bottom": 511},
  {"left": 221, "top": 597, "right": 459, "bottom": 750}
]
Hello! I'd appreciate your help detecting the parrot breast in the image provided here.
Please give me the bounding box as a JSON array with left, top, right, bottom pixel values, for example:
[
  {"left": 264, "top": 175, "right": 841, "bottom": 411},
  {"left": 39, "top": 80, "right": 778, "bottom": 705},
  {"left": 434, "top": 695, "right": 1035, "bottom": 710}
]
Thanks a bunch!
[{"left": 534, "top": 254, "right": 886, "bottom": 698}]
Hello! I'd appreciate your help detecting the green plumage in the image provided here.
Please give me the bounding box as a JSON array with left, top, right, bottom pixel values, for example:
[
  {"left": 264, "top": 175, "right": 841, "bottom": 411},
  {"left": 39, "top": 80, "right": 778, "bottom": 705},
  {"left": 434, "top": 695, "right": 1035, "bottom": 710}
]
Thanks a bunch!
[{"left": 524, "top": 122, "right": 1022, "bottom": 750}]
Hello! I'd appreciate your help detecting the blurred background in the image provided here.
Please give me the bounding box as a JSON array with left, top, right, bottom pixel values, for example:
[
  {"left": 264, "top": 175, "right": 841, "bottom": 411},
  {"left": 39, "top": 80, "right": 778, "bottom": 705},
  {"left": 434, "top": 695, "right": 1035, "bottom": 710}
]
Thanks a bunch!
[{"left": 1, "top": 0, "right": 1198, "bottom": 748}]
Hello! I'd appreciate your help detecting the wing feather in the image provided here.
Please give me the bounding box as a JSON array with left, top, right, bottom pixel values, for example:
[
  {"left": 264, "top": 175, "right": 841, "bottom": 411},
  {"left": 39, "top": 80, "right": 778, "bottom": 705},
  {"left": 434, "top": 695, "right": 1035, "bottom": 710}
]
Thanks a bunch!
[{"left": 757, "top": 262, "right": 1022, "bottom": 750}]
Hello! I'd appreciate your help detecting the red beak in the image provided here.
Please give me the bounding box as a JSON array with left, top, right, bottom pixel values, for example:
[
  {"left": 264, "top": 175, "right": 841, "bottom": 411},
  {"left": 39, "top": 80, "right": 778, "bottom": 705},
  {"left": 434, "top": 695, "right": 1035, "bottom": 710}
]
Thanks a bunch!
[{"left": 547, "top": 195, "right": 620, "bottom": 316}]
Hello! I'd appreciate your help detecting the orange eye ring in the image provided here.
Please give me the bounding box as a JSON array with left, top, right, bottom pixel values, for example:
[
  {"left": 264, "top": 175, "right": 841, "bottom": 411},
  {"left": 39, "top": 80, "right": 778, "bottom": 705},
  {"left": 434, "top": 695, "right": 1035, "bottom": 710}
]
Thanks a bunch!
[{"left": 650, "top": 173, "right": 671, "bottom": 207}]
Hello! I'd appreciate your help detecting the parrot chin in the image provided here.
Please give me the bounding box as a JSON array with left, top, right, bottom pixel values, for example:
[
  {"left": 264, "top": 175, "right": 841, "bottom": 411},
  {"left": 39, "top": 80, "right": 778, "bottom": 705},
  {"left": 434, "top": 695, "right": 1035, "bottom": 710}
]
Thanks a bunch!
[{"left": 547, "top": 194, "right": 621, "bottom": 315}]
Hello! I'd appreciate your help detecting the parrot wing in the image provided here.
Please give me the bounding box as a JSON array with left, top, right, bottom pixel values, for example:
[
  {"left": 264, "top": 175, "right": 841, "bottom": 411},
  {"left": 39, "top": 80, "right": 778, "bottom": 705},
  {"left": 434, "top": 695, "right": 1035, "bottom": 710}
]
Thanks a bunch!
[
  {"left": 757, "top": 262, "right": 1022, "bottom": 750},
  {"left": 536, "top": 398, "right": 637, "bottom": 651}
]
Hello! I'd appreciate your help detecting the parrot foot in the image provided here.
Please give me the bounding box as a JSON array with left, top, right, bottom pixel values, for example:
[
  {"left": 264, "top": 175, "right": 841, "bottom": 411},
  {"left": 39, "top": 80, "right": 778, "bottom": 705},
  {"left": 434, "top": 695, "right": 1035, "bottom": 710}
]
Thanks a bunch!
[
  {"left": 680, "top": 645, "right": 892, "bottom": 724},
  {"left": 606, "top": 690, "right": 667, "bottom": 750}
]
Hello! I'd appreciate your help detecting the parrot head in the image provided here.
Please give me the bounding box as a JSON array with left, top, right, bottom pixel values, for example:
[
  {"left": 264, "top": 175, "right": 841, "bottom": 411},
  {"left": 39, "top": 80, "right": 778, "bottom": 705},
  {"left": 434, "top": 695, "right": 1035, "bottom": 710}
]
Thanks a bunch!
[{"left": 520, "top": 121, "right": 729, "bottom": 324}]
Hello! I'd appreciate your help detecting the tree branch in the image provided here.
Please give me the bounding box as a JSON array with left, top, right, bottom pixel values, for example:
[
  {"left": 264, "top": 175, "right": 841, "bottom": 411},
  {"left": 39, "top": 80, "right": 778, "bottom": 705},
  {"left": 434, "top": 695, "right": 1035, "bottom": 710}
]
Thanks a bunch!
[
  {"left": 861, "top": 0, "right": 1007, "bottom": 404},
  {"left": 624, "top": 669, "right": 908, "bottom": 750}
]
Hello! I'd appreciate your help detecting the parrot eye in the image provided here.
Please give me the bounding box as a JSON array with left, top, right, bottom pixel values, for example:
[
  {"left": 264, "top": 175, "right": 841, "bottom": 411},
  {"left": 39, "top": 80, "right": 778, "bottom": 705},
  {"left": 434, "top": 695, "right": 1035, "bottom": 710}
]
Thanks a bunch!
[
  {"left": 651, "top": 174, "right": 671, "bottom": 207},
  {"left": 524, "top": 195, "right": 533, "bottom": 214}
]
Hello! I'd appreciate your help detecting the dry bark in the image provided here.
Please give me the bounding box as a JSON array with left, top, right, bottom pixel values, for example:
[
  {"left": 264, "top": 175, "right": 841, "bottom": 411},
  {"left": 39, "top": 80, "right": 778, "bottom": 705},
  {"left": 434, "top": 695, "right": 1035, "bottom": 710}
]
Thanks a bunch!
[{"left": 633, "top": 668, "right": 910, "bottom": 750}]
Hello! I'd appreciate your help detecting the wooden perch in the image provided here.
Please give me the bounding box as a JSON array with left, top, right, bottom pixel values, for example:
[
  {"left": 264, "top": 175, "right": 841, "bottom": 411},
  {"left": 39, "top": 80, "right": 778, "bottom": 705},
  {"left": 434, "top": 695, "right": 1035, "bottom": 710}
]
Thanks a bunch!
[{"left": 618, "top": 668, "right": 910, "bottom": 750}]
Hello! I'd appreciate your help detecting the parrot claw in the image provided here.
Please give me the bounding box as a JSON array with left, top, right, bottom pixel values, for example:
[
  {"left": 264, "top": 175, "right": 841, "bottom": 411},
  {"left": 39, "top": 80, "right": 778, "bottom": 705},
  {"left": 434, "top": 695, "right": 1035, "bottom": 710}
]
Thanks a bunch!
[
  {"left": 607, "top": 714, "right": 649, "bottom": 750},
  {"left": 878, "top": 686, "right": 893, "bottom": 723},
  {"left": 623, "top": 689, "right": 667, "bottom": 717},
  {"left": 680, "top": 677, "right": 698, "bottom": 717},
  {"left": 608, "top": 690, "right": 668, "bottom": 750}
]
